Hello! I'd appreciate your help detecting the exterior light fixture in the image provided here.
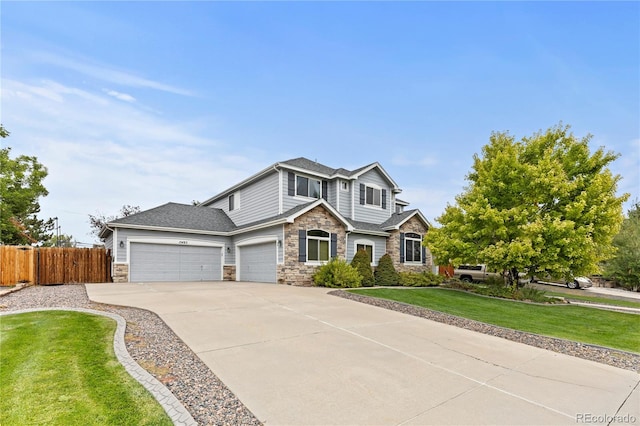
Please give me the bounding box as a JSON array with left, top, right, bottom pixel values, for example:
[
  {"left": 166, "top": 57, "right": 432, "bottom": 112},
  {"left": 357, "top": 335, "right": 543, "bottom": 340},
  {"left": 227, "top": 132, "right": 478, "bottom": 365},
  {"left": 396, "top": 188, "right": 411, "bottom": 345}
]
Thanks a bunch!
[{"left": 119, "top": 241, "right": 124, "bottom": 248}]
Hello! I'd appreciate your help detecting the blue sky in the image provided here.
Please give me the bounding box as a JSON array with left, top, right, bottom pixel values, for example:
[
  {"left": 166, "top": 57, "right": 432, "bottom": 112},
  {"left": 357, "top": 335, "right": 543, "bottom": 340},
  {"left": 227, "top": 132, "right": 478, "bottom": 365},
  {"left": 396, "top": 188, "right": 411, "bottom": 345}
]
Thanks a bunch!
[{"left": 2, "top": 1, "right": 638, "bottom": 245}]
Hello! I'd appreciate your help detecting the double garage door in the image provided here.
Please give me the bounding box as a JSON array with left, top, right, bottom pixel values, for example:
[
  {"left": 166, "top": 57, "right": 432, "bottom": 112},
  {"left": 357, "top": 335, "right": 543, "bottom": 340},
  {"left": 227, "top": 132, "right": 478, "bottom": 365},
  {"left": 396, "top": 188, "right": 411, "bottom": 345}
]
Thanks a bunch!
[
  {"left": 238, "top": 242, "right": 277, "bottom": 283},
  {"left": 130, "top": 243, "right": 222, "bottom": 282}
]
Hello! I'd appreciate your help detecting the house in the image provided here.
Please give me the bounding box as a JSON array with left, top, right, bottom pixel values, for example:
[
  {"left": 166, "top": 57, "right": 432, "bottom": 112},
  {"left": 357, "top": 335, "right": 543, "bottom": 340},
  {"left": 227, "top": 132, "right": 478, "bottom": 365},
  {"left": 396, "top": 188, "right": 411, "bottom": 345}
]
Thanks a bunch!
[{"left": 100, "top": 157, "right": 433, "bottom": 285}]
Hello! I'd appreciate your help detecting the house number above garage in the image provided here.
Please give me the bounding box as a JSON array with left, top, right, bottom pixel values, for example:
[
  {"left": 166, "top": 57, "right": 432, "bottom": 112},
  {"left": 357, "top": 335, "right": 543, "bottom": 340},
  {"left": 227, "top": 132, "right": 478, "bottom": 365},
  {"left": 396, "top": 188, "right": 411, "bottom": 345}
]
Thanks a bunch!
[{"left": 178, "top": 240, "right": 189, "bottom": 245}]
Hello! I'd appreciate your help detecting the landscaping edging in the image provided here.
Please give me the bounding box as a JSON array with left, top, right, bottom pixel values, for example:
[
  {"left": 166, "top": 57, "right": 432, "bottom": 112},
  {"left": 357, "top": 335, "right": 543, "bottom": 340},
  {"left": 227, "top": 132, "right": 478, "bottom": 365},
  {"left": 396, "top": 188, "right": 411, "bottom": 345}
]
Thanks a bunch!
[
  {"left": 329, "top": 289, "right": 640, "bottom": 373},
  {"left": 0, "top": 307, "right": 197, "bottom": 426},
  {"left": 0, "top": 285, "right": 262, "bottom": 426}
]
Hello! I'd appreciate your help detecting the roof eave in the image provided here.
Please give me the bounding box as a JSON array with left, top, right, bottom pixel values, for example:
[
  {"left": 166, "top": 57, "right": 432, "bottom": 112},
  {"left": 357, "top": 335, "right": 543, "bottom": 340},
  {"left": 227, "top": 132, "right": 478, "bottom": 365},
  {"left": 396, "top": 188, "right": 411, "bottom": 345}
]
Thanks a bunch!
[{"left": 106, "top": 222, "right": 231, "bottom": 236}]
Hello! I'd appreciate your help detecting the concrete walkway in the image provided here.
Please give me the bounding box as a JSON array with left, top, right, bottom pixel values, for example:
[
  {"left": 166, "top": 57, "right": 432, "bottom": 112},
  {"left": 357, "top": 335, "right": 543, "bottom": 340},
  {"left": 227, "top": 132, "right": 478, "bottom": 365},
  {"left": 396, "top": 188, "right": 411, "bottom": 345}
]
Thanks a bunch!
[{"left": 87, "top": 282, "right": 640, "bottom": 426}]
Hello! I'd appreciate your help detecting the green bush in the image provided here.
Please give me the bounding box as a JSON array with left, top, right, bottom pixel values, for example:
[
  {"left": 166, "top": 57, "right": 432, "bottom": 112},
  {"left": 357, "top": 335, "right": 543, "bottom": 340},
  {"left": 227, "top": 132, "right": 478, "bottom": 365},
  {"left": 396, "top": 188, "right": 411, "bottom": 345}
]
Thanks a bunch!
[
  {"left": 374, "top": 254, "right": 399, "bottom": 286},
  {"left": 351, "top": 249, "right": 375, "bottom": 287},
  {"left": 313, "top": 258, "right": 362, "bottom": 288},
  {"left": 441, "top": 279, "right": 476, "bottom": 291},
  {"left": 399, "top": 271, "right": 445, "bottom": 287}
]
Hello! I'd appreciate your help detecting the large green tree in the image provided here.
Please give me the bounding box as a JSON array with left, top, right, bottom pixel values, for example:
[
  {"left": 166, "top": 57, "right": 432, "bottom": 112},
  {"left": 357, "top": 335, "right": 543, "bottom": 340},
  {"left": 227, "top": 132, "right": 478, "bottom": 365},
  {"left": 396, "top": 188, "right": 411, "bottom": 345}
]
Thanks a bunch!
[
  {"left": 0, "top": 125, "right": 53, "bottom": 245},
  {"left": 425, "top": 124, "right": 628, "bottom": 285},
  {"left": 604, "top": 202, "right": 640, "bottom": 291}
]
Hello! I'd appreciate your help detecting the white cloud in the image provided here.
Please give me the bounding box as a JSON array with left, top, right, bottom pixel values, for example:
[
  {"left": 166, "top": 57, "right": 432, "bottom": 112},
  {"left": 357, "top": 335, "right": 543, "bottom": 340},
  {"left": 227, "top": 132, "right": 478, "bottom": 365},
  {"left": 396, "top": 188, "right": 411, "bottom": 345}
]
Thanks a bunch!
[
  {"left": 1, "top": 78, "right": 262, "bottom": 243},
  {"left": 103, "top": 89, "right": 136, "bottom": 103},
  {"left": 28, "top": 50, "right": 194, "bottom": 97}
]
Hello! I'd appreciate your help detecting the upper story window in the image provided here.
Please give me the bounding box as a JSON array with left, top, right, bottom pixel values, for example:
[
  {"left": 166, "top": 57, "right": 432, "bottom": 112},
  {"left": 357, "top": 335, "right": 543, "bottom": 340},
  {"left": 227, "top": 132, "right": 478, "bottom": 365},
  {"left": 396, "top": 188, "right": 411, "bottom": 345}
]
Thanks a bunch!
[
  {"left": 307, "top": 230, "right": 330, "bottom": 262},
  {"left": 297, "top": 175, "right": 321, "bottom": 199},
  {"left": 340, "top": 181, "right": 349, "bottom": 191},
  {"left": 365, "top": 185, "right": 381, "bottom": 207},
  {"left": 359, "top": 183, "right": 386, "bottom": 209},
  {"left": 228, "top": 193, "right": 240, "bottom": 211},
  {"left": 405, "top": 232, "right": 422, "bottom": 263}
]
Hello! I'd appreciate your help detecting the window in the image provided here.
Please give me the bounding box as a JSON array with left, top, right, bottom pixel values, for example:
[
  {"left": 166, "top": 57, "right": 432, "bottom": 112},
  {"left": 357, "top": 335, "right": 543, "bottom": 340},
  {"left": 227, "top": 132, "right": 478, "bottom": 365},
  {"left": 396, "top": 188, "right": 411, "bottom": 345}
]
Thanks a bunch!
[
  {"left": 296, "top": 175, "right": 321, "bottom": 199},
  {"left": 405, "top": 232, "right": 422, "bottom": 263},
  {"left": 365, "top": 186, "right": 381, "bottom": 206},
  {"left": 228, "top": 192, "right": 240, "bottom": 211},
  {"left": 307, "top": 230, "right": 330, "bottom": 262},
  {"left": 340, "top": 181, "right": 349, "bottom": 191},
  {"left": 356, "top": 243, "right": 373, "bottom": 263}
]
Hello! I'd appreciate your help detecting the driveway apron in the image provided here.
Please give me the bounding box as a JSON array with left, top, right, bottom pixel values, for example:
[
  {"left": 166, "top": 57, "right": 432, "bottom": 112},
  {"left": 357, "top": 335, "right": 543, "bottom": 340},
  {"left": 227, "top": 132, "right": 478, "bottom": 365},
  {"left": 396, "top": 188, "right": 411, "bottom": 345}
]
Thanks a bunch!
[{"left": 86, "top": 282, "right": 640, "bottom": 426}]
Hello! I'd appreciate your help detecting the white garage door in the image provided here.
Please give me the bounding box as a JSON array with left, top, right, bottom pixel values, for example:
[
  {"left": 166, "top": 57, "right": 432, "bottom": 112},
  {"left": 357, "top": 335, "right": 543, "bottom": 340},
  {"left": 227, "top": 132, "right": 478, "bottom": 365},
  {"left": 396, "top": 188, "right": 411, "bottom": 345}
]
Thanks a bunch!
[
  {"left": 130, "top": 243, "right": 222, "bottom": 282},
  {"left": 238, "top": 242, "right": 277, "bottom": 283}
]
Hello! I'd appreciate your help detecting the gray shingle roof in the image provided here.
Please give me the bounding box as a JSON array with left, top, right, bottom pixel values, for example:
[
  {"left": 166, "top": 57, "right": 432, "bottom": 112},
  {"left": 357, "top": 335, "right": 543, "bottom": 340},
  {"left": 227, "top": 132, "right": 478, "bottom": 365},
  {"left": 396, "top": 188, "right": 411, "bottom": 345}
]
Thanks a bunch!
[
  {"left": 109, "top": 202, "right": 236, "bottom": 232},
  {"left": 380, "top": 209, "right": 423, "bottom": 229},
  {"left": 280, "top": 157, "right": 338, "bottom": 175},
  {"left": 280, "top": 157, "right": 376, "bottom": 178}
]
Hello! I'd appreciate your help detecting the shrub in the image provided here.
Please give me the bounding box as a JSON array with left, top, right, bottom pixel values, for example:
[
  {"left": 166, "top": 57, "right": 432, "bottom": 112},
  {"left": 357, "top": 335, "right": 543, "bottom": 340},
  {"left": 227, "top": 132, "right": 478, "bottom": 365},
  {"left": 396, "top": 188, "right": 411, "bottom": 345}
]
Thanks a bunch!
[
  {"left": 399, "top": 271, "right": 445, "bottom": 287},
  {"left": 374, "top": 254, "right": 399, "bottom": 286},
  {"left": 313, "top": 258, "right": 362, "bottom": 288},
  {"left": 442, "top": 279, "right": 475, "bottom": 291},
  {"left": 351, "top": 249, "right": 375, "bottom": 287}
]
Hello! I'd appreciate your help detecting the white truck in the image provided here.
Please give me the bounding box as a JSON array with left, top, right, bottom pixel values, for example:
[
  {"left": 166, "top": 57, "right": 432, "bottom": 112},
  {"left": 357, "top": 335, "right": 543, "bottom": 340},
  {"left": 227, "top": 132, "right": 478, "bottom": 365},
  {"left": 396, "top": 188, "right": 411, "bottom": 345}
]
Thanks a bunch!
[{"left": 453, "top": 265, "right": 500, "bottom": 282}]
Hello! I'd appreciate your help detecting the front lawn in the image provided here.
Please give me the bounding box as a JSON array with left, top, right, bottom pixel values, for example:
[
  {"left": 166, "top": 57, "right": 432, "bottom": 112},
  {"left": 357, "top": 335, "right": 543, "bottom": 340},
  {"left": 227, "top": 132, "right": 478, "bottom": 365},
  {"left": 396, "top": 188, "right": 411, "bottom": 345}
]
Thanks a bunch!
[
  {"left": 0, "top": 311, "right": 172, "bottom": 426},
  {"left": 348, "top": 288, "right": 640, "bottom": 353}
]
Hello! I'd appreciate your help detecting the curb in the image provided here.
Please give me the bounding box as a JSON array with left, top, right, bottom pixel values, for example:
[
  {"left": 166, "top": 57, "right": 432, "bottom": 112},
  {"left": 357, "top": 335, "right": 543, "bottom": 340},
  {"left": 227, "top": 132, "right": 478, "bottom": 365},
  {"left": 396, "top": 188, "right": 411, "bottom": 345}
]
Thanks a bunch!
[{"left": 1, "top": 307, "right": 197, "bottom": 426}]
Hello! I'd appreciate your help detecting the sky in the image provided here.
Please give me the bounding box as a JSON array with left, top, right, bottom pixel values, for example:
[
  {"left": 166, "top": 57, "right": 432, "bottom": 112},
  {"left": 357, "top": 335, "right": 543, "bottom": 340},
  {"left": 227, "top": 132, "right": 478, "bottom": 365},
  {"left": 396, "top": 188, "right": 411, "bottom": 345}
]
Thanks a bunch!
[{"left": 1, "top": 1, "right": 638, "bottom": 246}]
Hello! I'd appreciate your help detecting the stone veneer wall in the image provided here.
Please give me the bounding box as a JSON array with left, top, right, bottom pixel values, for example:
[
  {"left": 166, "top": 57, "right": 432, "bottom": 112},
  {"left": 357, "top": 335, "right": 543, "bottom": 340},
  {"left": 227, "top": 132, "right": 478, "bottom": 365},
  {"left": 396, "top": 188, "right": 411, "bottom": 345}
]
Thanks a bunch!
[
  {"left": 278, "top": 206, "right": 347, "bottom": 286},
  {"left": 386, "top": 216, "right": 432, "bottom": 273},
  {"left": 223, "top": 266, "right": 236, "bottom": 281},
  {"left": 112, "top": 263, "right": 129, "bottom": 283}
]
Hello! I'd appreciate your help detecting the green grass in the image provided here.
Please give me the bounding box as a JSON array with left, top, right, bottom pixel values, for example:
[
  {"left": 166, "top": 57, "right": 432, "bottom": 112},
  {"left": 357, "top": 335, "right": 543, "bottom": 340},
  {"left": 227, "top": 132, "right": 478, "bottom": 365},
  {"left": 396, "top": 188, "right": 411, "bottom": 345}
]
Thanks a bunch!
[
  {"left": 0, "top": 311, "right": 173, "bottom": 426},
  {"left": 349, "top": 288, "right": 640, "bottom": 353},
  {"left": 544, "top": 291, "right": 640, "bottom": 309}
]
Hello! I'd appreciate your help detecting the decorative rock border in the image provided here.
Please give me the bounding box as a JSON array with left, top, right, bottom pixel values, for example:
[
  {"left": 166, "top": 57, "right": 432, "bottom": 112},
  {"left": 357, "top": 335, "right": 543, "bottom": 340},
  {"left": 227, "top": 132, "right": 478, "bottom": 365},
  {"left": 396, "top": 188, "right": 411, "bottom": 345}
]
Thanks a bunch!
[
  {"left": 0, "top": 307, "right": 197, "bottom": 426},
  {"left": 329, "top": 289, "right": 640, "bottom": 373}
]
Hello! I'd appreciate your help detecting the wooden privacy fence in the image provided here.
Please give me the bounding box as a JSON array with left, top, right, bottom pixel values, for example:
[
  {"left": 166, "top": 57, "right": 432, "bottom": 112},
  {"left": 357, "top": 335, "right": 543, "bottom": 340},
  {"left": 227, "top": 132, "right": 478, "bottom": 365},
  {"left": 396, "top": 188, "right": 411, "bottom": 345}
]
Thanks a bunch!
[{"left": 0, "top": 246, "right": 112, "bottom": 286}]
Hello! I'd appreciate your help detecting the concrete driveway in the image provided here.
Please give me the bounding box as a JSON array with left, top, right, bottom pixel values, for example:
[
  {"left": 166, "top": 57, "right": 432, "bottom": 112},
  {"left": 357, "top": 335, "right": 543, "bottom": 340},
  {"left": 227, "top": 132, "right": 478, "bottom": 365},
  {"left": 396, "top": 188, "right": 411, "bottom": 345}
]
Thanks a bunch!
[{"left": 86, "top": 282, "right": 639, "bottom": 425}]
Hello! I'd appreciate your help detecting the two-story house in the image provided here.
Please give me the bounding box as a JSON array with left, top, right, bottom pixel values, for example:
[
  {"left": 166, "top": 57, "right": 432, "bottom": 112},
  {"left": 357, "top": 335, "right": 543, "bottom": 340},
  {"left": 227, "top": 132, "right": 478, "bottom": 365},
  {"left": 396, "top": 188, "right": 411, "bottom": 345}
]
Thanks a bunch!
[{"left": 101, "top": 157, "right": 432, "bottom": 285}]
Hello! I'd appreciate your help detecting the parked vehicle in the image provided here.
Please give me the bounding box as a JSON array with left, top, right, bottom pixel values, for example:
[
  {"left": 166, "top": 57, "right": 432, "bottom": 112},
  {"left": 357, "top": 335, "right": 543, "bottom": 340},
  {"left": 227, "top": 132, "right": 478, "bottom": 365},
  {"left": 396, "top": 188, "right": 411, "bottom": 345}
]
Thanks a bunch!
[
  {"left": 453, "top": 265, "right": 500, "bottom": 282},
  {"left": 453, "top": 265, "right": 531, "bottom": 284},
  {"left": 532, "top": 276, "right": 593, "bottom": 289}
]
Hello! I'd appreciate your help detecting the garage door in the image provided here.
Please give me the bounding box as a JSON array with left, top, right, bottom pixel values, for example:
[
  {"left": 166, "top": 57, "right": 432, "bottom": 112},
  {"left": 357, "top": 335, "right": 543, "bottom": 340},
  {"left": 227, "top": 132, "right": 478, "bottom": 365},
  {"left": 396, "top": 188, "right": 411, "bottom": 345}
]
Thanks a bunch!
[
  {"left": 238, "top": 242, "right": 277, "bottom": 283},
  {"left": 130, "top": 243, "right": 222, "bottom": 282}
]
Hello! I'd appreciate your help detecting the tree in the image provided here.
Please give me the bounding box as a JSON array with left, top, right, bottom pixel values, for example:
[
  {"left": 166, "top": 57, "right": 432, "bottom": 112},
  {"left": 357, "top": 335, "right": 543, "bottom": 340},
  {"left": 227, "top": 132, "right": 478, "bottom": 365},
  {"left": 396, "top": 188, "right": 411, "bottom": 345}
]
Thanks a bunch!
[
  {"left": 89, "top": 204, "right": 141, "bottom": 241},
  {"left": 351, "top": 249, "right": 375, "bottom": 287},
  {"left": 424, "top": 124, "right": 628, "bottom": 286},
  {"left": 374, "top": 253, "right": 399, "bottom": 286},
  {"left": 604, "top": 202, "right": 640, "bottom": 291},
  {"left": 0, "top": 125, "right": 54, "bottom": 245},
  {"left": 43, "top": 233, "right": 77, "bottom": 248}
]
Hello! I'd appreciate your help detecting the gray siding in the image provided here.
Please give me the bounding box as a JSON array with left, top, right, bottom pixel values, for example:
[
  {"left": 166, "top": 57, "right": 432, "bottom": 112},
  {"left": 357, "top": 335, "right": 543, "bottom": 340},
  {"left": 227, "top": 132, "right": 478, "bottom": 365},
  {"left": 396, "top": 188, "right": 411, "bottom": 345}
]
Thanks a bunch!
[
  {"left": 115, "top": 228, "right": 230, "bottom": 263},
  {"left": 327, "top": 180, "right": 338, "bottom": 209},
  {"left": 337, "top": 180, "right": 352, "bottom": 219},
  {"left": 353, "top": 169, "right": 392, "bottom": 224},
  {"left": 104, "top": 233, "right": 113, "bottom": 254},
  {"left": 210, "top": 171, "right": 280, "bottom": 227},
  {"left": 232, "top": 225, "right": 284, "bottom": 263},
  {"left": 347, "top": 234, "right": 388, "bottom": 265}
]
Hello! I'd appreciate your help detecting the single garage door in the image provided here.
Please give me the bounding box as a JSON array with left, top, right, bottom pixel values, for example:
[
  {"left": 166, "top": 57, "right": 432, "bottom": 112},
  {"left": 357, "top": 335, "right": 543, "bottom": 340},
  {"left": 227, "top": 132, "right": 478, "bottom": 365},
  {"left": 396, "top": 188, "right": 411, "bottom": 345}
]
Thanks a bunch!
[
  {"left": 130, "top": 243, "right": 222, "bottom": 282},
  {"left": 238, "top": 242, "right": 277, "bottom": 283}
]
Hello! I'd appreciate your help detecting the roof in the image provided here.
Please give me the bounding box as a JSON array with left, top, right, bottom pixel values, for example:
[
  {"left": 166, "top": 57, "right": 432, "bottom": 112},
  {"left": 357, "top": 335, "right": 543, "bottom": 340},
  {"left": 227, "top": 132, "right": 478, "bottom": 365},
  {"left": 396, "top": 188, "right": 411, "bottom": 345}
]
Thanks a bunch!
[
  {"left": 104, "top": 203, "right": 236, "bottom": 234},
  {"left": 201, "top": 157, "right": 401, "bottom": 206},
  {"left": 380, "top": 209, "right": 432, "bottom": 231}
]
